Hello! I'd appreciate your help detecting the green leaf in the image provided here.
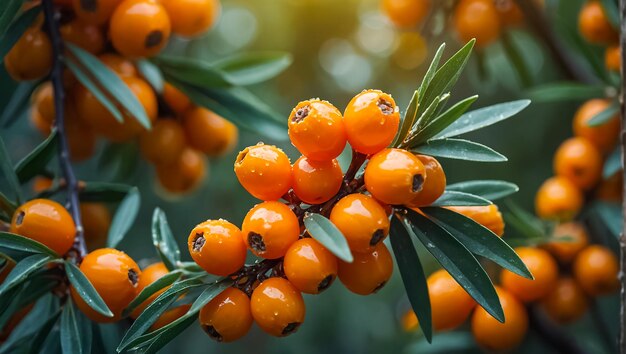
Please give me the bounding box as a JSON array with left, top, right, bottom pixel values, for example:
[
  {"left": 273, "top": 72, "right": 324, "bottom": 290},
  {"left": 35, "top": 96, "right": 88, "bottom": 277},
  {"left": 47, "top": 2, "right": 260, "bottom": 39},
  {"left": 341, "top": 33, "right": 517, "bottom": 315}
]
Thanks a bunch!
[
  {"left": 501, "top": 30, "right": 533, "bottom": 87},
  {"left": 405, "top": 209, "right": 504, "bottom": 322},
  {"left": 0, "top": 294, "right": 60, "bottom": 354},
  {"left": 0, "top": 0, "right": 23, "bottom": 39},
  {"left": 412, "top": 93, "right": 447, "bottom": 138},
  {"left": 410, "top": 95, "right": 478, "bottom": 145},
  {"left": 154, "top": 56, "right": 230, "bottom": 88},
  {"left": 60, "top": 300, "right": 92, "bottom": 354},
  {"left": 79, "top": 182, "right": 132, "bottom": 203},
  {"left": 587, "top": 100, "right": 619, "bottom": 126},
  {"left": 417, "top": 43, "right": 446, "bottom": 99},
  {"left": 106, "top": 187, "right": 140, "bottom": 248},
  {"left": 26, "top": 309, "right": 62, "bottom": 354},
  {"left": 503, "top": 201, "right": 548, "bottom": 240},
  {"left": 592, "top": 202, "right": 621, "bottom": 238},
  {"left": 151, "top": 208, "right": 180, "bottom": 271},
  {"left": 392, "top": 90, "right": 418, "bottom": 147},
  {"left": 389, "top": 216, "right": 431, "bottom": 342},
  {"left": 407, "top": 332, "right": 476, "bottom": 353},
  {"left": 303, "top": 213, "right": 353, "bottom": 263},
  {"left": 0, "top": 80, "right": 38, "bottom": 128},
  {"left": 135, "top": 59, "right": 164, "bottom": 93},
  {"left": 603, "top": 148, "right": 620, "bottom": 178},
  {"left": 446, "top": 180, "right": 519, "bottom": 201},
  {"left": 64, "top": 261, "right": 114, "bottom": 318},
  {"left": 0, "top": 253, "right": 52, "bottom": 296},
  {"left": 123, "top": 270, "right": 182, "bottom": 318},
  {"left": 436, "top": 100, "right": 530, "bottom": 139},
  {"left": 599, "top": 0, "right": 620, "bottom": 30},
  {"left": 188, "top": 280, "right": 232, "bottom": 313},
  {"left": 67, "top": 44, "right": 151, "bottom": 129},
  {"left": 423, "top": 207, "right": 532, "bottom": 279},
  {"left": 0, "top": 4, "right": 40, "bottom": 65},
  {"left": 213, "top": 52, "right": 293, "bottom": 86},
  {"left": 412, "top": 138, "right": 507, "bottom": 162},
  {"left": 528, "top": 82, "right": 606, "bottom": 102},
  {"left": 97, "top": 142, "right": 140, "bottom": 181},
  {"left": 0, "top": 135, "right": 22, "bottom": 203},
  {"left": 14, "top": 130, "right": 58, "bottom": 183},
  {"left": 0, "top": 190, "right": 17, "bottom": 216},
  {"left": 431, "top": 191, "right": 492, "bottom": 207},
  {"left": 0, "top": 232, "right": 58, "bottom": 257},
  {"left": 132, "top": 315, "right": 197, "bottom": 354}
]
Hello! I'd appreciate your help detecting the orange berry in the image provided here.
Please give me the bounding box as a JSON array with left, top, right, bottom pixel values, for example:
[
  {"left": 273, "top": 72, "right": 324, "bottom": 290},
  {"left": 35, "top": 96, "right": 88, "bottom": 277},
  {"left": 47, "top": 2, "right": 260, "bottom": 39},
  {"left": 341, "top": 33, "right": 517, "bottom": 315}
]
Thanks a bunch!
[
  {"left": 10, "top": 199, "right": 75, "bottom": 255},
  {"left": 288, "top": 99, "right": 347, "bottom": 161},
  {"left": 401, "top": 310, "right": 419, "bottom": 332},
  {"left": 544, "top": 222, "right": 589, "bottom": 264},
  {"left": 500, "top": 247, "right": 559, "bottom": 302},
  {"left": 32, "top": 176, "right": 53, "bottom": 193},
  {"left": 60, "top": 20, "right": 105, "bottom": 55},
  {"left": 5, "top": 28, "right": 52, "bottom": 81},
  {"left": 81, "top": 202, "right": 111, "bottom": 251},
  {"left": 98, "top": 53, "right": 137, "bottom": 77},
  {"left": 573, "top": 245, "right": 619, "bottom": 296},
  {"left": 162, "top": 82, "right": 192, "bottom": 114},
  {"left": 573, "top": 99, "right": 620, "bottom": 153},
  {"left": 234, "top": 143, "right": 292, "bottom": 201},
  {"left": 427, "top": 269, "right": 476, "bottom": 331},
  {"left": 72, "top": 0, "right": 124, "bottom": 25},
  {"left": 343, "top": 90, "right": 400, "bottom": 155},
  {"left": 155, "top": 147, "right": 207, "bottom": 194},
  {"left": 251, "top": 277, "right": 305, "bottom": 337},
  {"left": 139, "top": 119, "right": 187, "bottom": 165},
  {"left": 30, "top": 109, "right": 52, "bottom": 136},
  {"left": 471, "top": 287, "right": 528, "bottom": 351},
  {"left": 159, "top": 0, "right": 221, "bottom": 37},
  {"left": 200, "top": 287, "right": 252, "bottom": 342},
  {"left": 554, "top": 137, "right": 602, "bottom": 190},
  {"left": 596, "top": 172, "right": 623, "bottom": 202},
  {"left": 495, "top": 0, "right": 524, "bottom": 26},
  {"left": 364, "top": 148, "right": 426, "bottom": 205},
  {"left": 109, "top": 0, "right": 171, "bottom": 58},
  {"left": 242, "top": 201, "right": 299, "bottom": 259},
  {"left": 578, "top": 1, "right": 618, "bottom": 44},
  {"left": 66, "top": 104, "right": 97, "bottom": 162},
  {"left": 131, "top": 262, "right": 169, "bottom": 319},
  {"left": 329, "top": 194, "right": 390, "bottom": 253},
  {"left": 32, "top": 82, "right": 55, "bottom": 124},
  {"left": 284, "top": 238, "right": 338, "bottom": 294},
  {"left": 454, "top": 0, "right": 501, "bottom": 48},
  {"left": 151, "top": 304, "right": 191, "bottom": 330},
  {"left": 291, "top": 156, "right": 343, "bottom": 205},
  {"left": 183, "top": 107, "right": 238, "bottom": 157},
  {"left": 446, "top": 205, "right": 505, "bottom": 237},
  {"left": 407, "top": 155, "right": 446, "bottom": 207},
  {"left": 541, "top": 277, "right": 588, "bottom": 324},
  {"left": 535, "top": 176, "right": 584, "bottom": 221},
  {"left": 188, "top": 219, "right": 247, "bottom": 276},
  {"left": 381, "top": 0, "right": 431, "bottom": 28},
  {"left": 71, "top": 248, "right": 141, "bottom": 322},
  {"left": 338, "top": 243, "right": 393, "bottom": 295}
]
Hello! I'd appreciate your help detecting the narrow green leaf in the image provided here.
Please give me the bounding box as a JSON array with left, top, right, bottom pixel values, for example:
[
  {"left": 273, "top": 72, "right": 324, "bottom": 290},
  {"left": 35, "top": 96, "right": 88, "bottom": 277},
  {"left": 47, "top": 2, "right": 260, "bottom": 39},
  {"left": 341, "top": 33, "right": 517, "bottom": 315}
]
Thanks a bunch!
[
  {"left": 501, "top": 31, "right": 533, "bottom": 87},
  {"left": 151, "top": 208, "right": 180, "bottom": 271},
  {"left": 603, "top": 148, "right": 620, "bottom": 178},
  {"left": 135, "top": 59, "right": 164, "bottom": 93},
  {"left": 417, "top": 43, "right": 446, "bottom": 99},
  {"left": 432, "top": 190, "right": 492, "bottom": 207},
  {"left": 503, "top": 201, "right": 547, "bottom": 240},
  {"left": 154, "top": 56, "right": 231, "bottom": 87},
  {"left": 527, "top": 82, "right": 606, "bottom": 102},
  {"left": 79, "top": 182, "right": 132, "bottom": 203},
  {"left": 446, "top": 180, "right": 519, "bottom": 201},
  {"left": 412, "top": 138, "right": 507, "bottom": 162},
  {"left": 0, "top": 253, "right": 52, "bottom": 296},
  {"left": 123, "top": 270, "right": 182, "bottom": 318},
  {"left": 0, "top": 80, "right": 38, "bottom": 128},
  {"left": 213, "top": 52, "right": 293, "bottom": 86},
  {"left": 412, "top": 93, "right": 447, "bottom": 137},
  {"left": 411, "top": 95, "right": 478, "bottom": 145},
  {"left": 407, "top": 332, "right": 476, "bottom": 353},
  {"left": 0, "top": 295, "right": 60, "bottom": 354},
  {"left": 592, "top": 202, "right": 621, "bottom": 238},
  {"left": 135, "top": 315, "right": 197, "bottom": 354},
  {"left": 587, "top": 100, "right": 619, "bottom": 126},
  {"left": 188, "top": 280, "right": 232, "bottom": 313},
  {"left": 0, "top": 232, "right": 58, "bottom": 257},
  {"left": 599, "top": 0, "right": 620, "bottom": 30},
  {"left": 0, "top": 190, "right": 17, "bottom": 216},
  {"left": 0, "top": 5, "right": 40, "bottom": 66},
  {"left": 14, "top": 130, "right": 58, "bottom": 183},
  {"left": 392, "top": 90, "right": 418, "bottom": 147},
  {"left": 60, "top": 300, "right": 92, "bottom": 354},
  {"left": 27, "top": 310, "right": 62, "bottom": 354},
  {"left": 0, "top": 0, "right": 23, "bottom": 39},
  {"left": 304, "top": 213, "right": 353, "bottom": 263},
  {"left": 0, "top": 135, "right": 22, "bottom": 203},
  {"left": 64, "top": 261, "right": 113, "bottom": 318},
  {"left": 107, "top": 187, "right": 140, "bottom": 248}
]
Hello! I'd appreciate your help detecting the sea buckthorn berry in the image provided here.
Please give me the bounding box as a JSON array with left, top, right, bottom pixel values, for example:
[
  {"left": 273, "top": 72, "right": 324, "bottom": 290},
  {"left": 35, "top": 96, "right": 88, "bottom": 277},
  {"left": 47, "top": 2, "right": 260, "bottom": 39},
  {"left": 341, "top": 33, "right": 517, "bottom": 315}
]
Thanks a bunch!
[
  {"left": 242, "top": 201, "right": 299, "bottom": 259},
  {"left": 343, "top": 90, "right": 400, "bottom": 155},
  {"left": 573, "top": 245, "right": 619, "bottom": 296},
  {"left": 596, "top": 173, "right": 623, "bottom": 202},
  {"left": 446, "top": 205, "right": 505, "bottom": 237},
  {"left": 578, "top": 1, "right": 618, "bottom": 44},
  {"left": 152, "top": 304, "right": 191, "bottom": 330},
  {"left": 32, "top": 82, "right": 55, "bottom": 124},
  {"left": 59, "top": 20, "right": 105, "bottom": 55},
  {"left": 573, "top": 99, "right": 620, "bottom": 153},
  {"left": 183, "top": 107, "right": 238, "bottom": 157},
  {"left": 291, "top": 157, "right": 343, "bottom": 205},
  {"left": 156, "top": 148, "right": 207, "bottom": 194},
  {"left": 159, "top": 0, "right": 221, "bottom": 37},
  {"left": 30, "top": 109, "right": 52, "bottom": 136},
  {"left": 545, "top": 222, "right": 589, "bottom": 264},
  {"left": 535, "top": 176, "right": 584, "bottom": 221},
  {"left": 364, "top": 148, "right": 426, "bottom": 205},
  {"left": 163, "top": 83, "right": 192, "bottom": 114},
  {"left": 73, "top": 0, "right": 123, "bottom": 25},
  {"left": 110, "top": 0, "right": 171, "bottom": 58},
  {"left": 200, "top": 287, "right": 253, "bottom": 342},
  {"left": 495, "top": 0, "right": 523, "bottom": 26},
  {"left": 32, "top": 176, "right": 53, "bottom": 194},
  {"left": 541, "top": 277, "right": 588, "bottom": 324},
  {"left": 329, "top": 194, "right": 390, "bottom": 252},
  {"left": 288, "top": 99, "right": 347, "bottom": 161},
  {"left": 606, "top": 45, "right": 621, "bottom": 72},
  {"left": 81, "top": 203, "right": 111, "bottom": 251},
  {"left": 250, "top": 277, "right": 305, "bottom": 337},
  {"left": 188, "top": 219, "right": 246, "bottom": 276},
  {"left": 234, "top": 143, "right": 292, "bottom": 201},
  {"left": 140, "top": 119, "right": 187, "bottom": 165},
  {"left": 131, "top": 262, "right": 169, "bottom": 318},
  {"left": 454, "top": 0, "right": 501, "bottom": 48},
  {"left": 284, "top": 238, "right": 338, "bottom": 294},
  {"left": 428, "top": 269, "right": 476, "bottom": 331},
  {"left": 98, "top": 53, "right": 137, "bottom": 77},
  {"left": 66, "top": 105, "right": 96, "bottom": 162},
  {"left": 338, "top": 243, "right": 393, "bottom": 295},
  {"left": 70, "top": 248, "right": 141, "bottom": 322},
  {"left": 500, "top": 247, "right": 558, "bottom": 303},
  {"left": 381, "top": 0, "right": 431, "bottom": 28},
  {"left": 5, "top": 28, "right": 52, "bottom": 81},
  {"left": 407, "top": 155, "right": 446, "bottom": 207},
  {"left": 401, "top": 310, "right": 419, "bottom": 332},
  {"left": 10, "top": 199, "right": 75, "bottom": 255},
  {"left": 553, "top": 137, "right": 602, "bottom": 190},
  {"left": 471, "top": 286, "right": 528, "bottom": 351}
]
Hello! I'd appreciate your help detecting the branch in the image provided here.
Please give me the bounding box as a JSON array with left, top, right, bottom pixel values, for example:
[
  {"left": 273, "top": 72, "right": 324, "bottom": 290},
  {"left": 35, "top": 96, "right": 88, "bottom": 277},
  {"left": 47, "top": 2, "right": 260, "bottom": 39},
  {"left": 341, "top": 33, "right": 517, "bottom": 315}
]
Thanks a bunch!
[
  {"left": 42, "top": 0, "right": 87, "bottom": 261},
  {"left": 619, "top": 2, "right": 626, "bottom": 353}
]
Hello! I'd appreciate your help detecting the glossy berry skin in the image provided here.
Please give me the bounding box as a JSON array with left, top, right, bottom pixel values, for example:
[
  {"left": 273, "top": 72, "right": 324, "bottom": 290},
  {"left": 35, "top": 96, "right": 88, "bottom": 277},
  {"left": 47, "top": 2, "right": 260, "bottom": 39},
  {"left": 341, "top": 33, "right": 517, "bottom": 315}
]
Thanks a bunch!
[
  {"left": 72, "top": 0, "right": 124, "bottom": 25},
  {"left": 446, "top": 205, "right": 505, "bottom": 237},
  {"left": 71, "top": 248, "right": 141, "bottom": 322},
  {"left": 578, "top": 1, "right": 618, "bottom": 44},
  {"left": 250, "top": 277, "right": 305, "bottom": 337},
  {"left": 428, "top": 269, "right": 476, "bottom": 331},
  {"left": 365, "top": 148, "right": 426, "bottom": 205},
  {"left": 32, "top": 82, "right": 55, "bottom": 127},
  {"left": 234, "top": 143, "right": 292, "bottom": 201},
  {"left": 5, "top": 28, "right": 52, "bottom": 81},
  {"left": 183, "top": 107, "right": 238, "bottom": 157},
  {"left": 535, "top": 176, "right": 583, "bottom": 221},
  {"left": 573, "top": 99, "right": 620, "bottom": 153},
  {"left": 606, "top": 45, "right": 621, "bottom": 72},
  {"left": 288, "top": 99, "right": 347, "bottom": 161},
  {"left": 471, "top": 286, "right": 528, "bottom": 351},
  {"left": 284, "top": 238, "right": 338, "bottom": 294},
  {"left": 338, "top": 243, "right": 393, "bottom": 295},
  {"left": 199, "top": 287, "right": 253, "bottom": 342},
  {"left": 541, "top": 277, "right": 588, "bottom": 324},
  {"left": 329, "top": 194, "right": 390, "bottom": 253},
  {"left": 242, "top": 201, "right": 299, "bottom": 259},
  {"left": 109, "top": 0, "right": 171, "bottom": 58},
  {"left": 10, "top": 199, "right": 75, "bottom": 256},
  {"left": 188, "top": 219, "right": 246, "bottom": 276},
  {"left": 553, "top": 137, "right": 602, "bottom": 190},
  {"left": 402, "top": 310, "right": 419, "bottom": 332},
  {"left": 381, "top": 0, "right": 431, "bottom": 28},
  {"left": 155, "top": 148, "right": 207, "bottom": 194},
  {"left": 454, "top": 0, "right": 501, "bottom": 48},
  {"left": 343, "top": 90, "right": 400, "bottom": 155},
  {"left": 59, "top": 20, "right": 105, "bottom": 55},
  {"left": 163, "top": 83, "right": 192, "bottom": 114},
  {"left": 81, "top": 202, "right": 111, "bottom": 251},
  {"left": 160, "top": 0, "right": 221, "bottom": 37},
  {"left": 131, "top": 262, "right": 170, "bottom": 319},
  {"left": 140, "top": 119, "right": 187, "bottom": 165},
  {"left": 545, "top": 222, "right": 589, "bottom": 264},
  {"left": 292, "top": 157, "right": 343, "bottom": 205},
  {"left": 98, "top": 53, "right": 137, "bottom": 77},
  {"left": 500, "top": 247, "right": 558, "bottom": 303},
  {"left": 407, "top": 155, "right": 446, "bottom": 207},
  {"left": 573, "top": 245, "right": 619, "bottom": 296}
]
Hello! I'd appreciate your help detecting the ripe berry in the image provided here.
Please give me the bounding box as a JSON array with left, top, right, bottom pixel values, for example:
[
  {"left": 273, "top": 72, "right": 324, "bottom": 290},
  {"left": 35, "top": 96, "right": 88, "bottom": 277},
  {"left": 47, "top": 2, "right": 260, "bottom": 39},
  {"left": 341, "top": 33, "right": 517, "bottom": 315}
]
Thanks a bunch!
[
  {"left": 188, "top": 219, "right": 247, "bottom": 276},
  {"left": 545, "top": 222, "right": 589, "bottom": 264},
  {"left": 573, "top": 99, "right": 620, "bottom": 153},
  {"left": 10, "top": 199, "right": 75, "bottom": 255},
  {"left": 535, "top": 176, "right": 583, "bottom": 221},
  {"left": 338, "top": 243, "right": 393, "bottom": 295},
  {"left": 541, "top": 277, "right": 588, "bottom": 324},
  {"left": 446, "top": 205, "right": 505, "bottom": 237},
  {"left": 407, "top": 155, "right": 446, "bottom": 207},
  {"left": 401, "top": 310, "right": 419, "bottom": 332},
  {"left": 381, "top": 0, "right": 431, "bottom": 28},
  {"left": 329, "top": 194, "right": 390, "bottom": 253},
  {"left": 131, "top": 262, "right": 169, "bottom": 319},
  {"left": 234, "top": 143, "right": 292, "bottom": 201},
  {"left": 199, "top": 287, "right": 253, "bottom": 342},
  {"left": 155, "top": 148, "right": 207, "bottom": 194},
  {"left": 163, "top": 82, "right": 192, "bottom": 114},
  {"left": 72, "top": 0, "right": 123, "bottom": 25},
  {"left": 427, "top": 269, "right": 476, "bottom": 331},
  {"left": 59, "top": 20, "right": 105, "bottom": 55},
  {"left": 140, "top": 119, "right": 187, "bottom": 165},
  {"left": 284, "top": 238, "right": 338, "bottom": 294},
  {"left": 578, "top": 1, "right": 618, "bottom": 44},
  {"left": 71, "top": 248, "right": 141, "bottom": 322},
  {"left": 32, "top": 82, "right": 55, "bottom": 124},
  {"left": 605, "top": 45, "right": 621, "bottom": 72},
  {"left": 365, "top": 148, "right": 426, "bottom": 205},
  {"left": 183, "top": 107, "right": 238, "bottom": 157},
  {"left": 5, "top": 28, "right": 52, "bottom": 81},
  {"left": 110, "top": 0, "right": 171, "bottom": 58},
  {"left": 251, "top": 277, "right": 305, "bottom": 337},
  {"left": 553, "top": 137, "right": 602, "bottom": 190},
  {"left": 596, "top": 173, "right": 623, "bottom": 202},
  {"left": 242, "top": 201, "right": 299, "bottom": 259},
  {"left": 291, "top": 156, "right": 343, "bottom": 205},
  {"left": 288, "top": 99, "right": 347, "bottom": 161},
  {"left": 495, "top": 0, "right": 523, "bottom": 27},
  {"left": 66, "top": 105, "right": 97, "bottom": 162},
  {"left": 81, "top": 202, "right": 111, "bottom": 251},
  {"left": 98, "top": 53, "right": 137, "bottom": 77},
  {"left": 454, "top": 0, "right": 501, "bottom": 48},
  {"left": 573, "top": 245, "right": 619, "bottom": 296},
  {"left": 500, "top": 247, "right": 558, "bottom": 303},
  {"left": 160, "top": 0, "right": 221, "bottom": 37},
  {"left": 343, "top": 90, "right": 400, "bottom": 155}
]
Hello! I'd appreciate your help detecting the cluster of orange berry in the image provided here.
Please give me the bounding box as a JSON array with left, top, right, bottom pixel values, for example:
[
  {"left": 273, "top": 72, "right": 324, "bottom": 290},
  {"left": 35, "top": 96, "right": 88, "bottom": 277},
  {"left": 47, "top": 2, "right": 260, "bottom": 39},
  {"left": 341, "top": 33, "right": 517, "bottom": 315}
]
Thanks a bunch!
[{"left": 577, "top": 0, "right": 621, "bottom": 72}]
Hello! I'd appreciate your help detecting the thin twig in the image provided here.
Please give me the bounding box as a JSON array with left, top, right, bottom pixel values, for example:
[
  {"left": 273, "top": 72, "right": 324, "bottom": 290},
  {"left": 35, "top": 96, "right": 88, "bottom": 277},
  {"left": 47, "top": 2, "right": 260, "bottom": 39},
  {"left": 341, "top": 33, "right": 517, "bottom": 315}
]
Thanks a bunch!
[{"left": 618, "top": 2, "right": 626, "bottom": 353}]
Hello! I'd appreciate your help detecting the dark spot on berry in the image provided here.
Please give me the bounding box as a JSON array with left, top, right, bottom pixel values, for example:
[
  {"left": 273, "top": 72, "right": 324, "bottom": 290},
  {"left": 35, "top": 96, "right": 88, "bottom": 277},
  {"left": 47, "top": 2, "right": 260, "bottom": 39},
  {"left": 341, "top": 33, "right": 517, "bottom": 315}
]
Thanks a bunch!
[
  {"left": 292, "top": 106, "right": 310, "bottom": 123},
  {"left": 317, "top": 274, "right": 335, "bottom": 292},
  {"left": 572, "top": 166, "right": 585, "bottom": 177},
  {"left": 377, "top": 98, "right": 394, "bottom": 115},
  {"left": 203, "top": 325, "right": 223, "bottom": 342},
  {"left": 248, "top": 232, "right": 266, "bottom": 253},
  {"left": 282, "top": 322, "right": 301, "bottom": 336},
  {"left": 236, "top": 150, "right": 248, "bottom": 166},
  {"left": 412, "top": 174, "right": 424, "bottom": 193},
  {"left": 370, "top": 229, "right": 385, "bottom": 246},
  {"left": 15, "top": 211, "right": 25, "bottom": 226},
  {"left": 128, "top": 268, "right": 139, "bottom": 286},
  {"left": 145, "top": 31, "right": 164, "bottom": 48},
  {"left": 192, "top": 232, "right": 206, "bottom": 252},
  {"left": 80, "top": 0, "right": 98, "bottom": 12},
  {"left": 373, "top": 281, "right": 387, "bottom": 293}
]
